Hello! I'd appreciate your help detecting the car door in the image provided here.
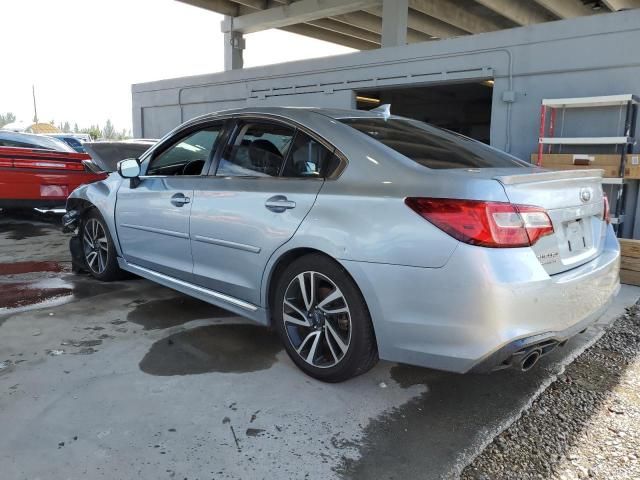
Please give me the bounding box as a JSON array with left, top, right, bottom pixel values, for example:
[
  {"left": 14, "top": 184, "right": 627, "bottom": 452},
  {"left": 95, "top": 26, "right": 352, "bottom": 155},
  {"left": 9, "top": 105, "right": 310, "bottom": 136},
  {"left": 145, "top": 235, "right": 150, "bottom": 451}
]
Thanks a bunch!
[
  {"left": 189, "top": 118, "right": 341, "bottom": 306},
  {"left": 115, "top": 122, "right": 224, "bottom": 280}
]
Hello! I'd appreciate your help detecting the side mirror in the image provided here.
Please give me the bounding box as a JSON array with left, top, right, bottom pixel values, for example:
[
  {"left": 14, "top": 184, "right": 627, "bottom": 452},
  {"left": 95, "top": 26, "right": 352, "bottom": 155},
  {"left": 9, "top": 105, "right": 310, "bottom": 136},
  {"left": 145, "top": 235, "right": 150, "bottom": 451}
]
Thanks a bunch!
[{"left": 117, "top": 158, "right": 141, "bottom": 178}]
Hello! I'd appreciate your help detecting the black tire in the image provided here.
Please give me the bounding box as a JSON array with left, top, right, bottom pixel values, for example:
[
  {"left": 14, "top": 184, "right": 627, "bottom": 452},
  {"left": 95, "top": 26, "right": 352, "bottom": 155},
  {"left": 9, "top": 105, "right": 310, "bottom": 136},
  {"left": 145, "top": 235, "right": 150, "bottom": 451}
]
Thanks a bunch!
[
  {"left": 80, "top": 209, "right": 127, "bottom": 282},
  {"left": 273, "top": 254, "right": 378, "bottom": 382}
]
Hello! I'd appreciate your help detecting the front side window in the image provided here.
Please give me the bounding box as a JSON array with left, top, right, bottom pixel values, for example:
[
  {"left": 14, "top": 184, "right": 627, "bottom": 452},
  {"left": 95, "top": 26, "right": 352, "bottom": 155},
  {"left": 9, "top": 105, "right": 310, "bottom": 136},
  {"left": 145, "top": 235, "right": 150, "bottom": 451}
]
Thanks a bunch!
[
  {"left": 146, "top": 125, "right": 221, "bottom": 176},
  {"left": 216, "top": 122, "right": 294, "bottom": 177},
  {"left": 281, "top": 131, "right": 341, "bottom": 178},
  {"left": 339, "top": 117, "right": 528, "bottom": 169}
]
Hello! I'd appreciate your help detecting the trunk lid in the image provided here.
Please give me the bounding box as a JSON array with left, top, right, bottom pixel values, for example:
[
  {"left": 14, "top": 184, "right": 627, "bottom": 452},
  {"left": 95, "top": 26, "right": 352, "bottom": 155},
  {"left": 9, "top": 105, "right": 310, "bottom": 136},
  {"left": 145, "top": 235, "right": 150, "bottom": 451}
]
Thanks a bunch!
[{"left": 494, "top": 169, "right": 607, "bottom": 275}]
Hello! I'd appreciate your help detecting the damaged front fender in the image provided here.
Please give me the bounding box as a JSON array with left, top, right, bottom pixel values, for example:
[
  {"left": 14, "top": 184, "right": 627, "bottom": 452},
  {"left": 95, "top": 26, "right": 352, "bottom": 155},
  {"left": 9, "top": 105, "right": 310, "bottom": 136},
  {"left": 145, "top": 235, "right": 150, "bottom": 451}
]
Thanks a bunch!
[{"left": 61, "top": 209, "right": 80, "bottom": 233}]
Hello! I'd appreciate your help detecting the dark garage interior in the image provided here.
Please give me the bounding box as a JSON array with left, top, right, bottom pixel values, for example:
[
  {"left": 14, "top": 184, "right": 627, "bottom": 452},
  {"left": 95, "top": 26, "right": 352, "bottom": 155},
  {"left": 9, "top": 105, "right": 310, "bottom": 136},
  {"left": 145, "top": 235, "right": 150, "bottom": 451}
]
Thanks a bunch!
[{"left": 356, "top": 80, "right": 494, "bottom": 144}]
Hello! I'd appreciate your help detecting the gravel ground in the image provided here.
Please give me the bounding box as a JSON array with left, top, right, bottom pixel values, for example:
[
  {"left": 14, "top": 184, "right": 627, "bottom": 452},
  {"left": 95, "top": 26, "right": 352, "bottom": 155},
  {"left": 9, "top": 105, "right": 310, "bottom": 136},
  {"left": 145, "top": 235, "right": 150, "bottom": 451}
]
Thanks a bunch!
[{"left": 461, "top": 302, "right": 640, "bottom": 480}]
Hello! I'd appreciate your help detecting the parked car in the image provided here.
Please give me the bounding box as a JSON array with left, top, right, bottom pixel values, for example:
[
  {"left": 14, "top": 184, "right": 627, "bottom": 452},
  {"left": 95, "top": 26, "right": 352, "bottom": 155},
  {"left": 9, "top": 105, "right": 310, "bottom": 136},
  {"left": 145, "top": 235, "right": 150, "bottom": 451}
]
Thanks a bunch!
[
  {"left": 0, "top": 131, "right": 106, "bottom": 210},
  {"left": 82, "top": 139, "right": 156, "bottom": 172},
  {"left": 45, "top": 133, "right": 92, "bottom": 153},
  {"left": 62, "top": 107, "right": 620, "bottom": 382},
  {"left": 0, "top": 130, "right": 75, "bottom": 152}
]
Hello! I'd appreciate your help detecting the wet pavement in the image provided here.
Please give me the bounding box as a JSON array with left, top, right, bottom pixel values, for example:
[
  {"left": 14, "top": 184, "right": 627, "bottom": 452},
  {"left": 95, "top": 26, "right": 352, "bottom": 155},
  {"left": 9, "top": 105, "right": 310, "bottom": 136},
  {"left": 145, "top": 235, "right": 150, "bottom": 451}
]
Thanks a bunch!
[
  {"left": 139, "top": 324, "right": 282, "bottom": 376},
  {"left": 0, "top": 209, "right": 638, "bottom": 480}
]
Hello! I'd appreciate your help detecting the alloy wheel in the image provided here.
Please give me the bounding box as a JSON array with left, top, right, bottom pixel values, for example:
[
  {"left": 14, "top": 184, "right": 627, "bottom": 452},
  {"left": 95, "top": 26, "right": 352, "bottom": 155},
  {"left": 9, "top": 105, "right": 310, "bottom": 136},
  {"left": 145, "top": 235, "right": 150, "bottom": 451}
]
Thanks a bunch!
[
  {"left": 83, "top": 218, "right": 109, "bottom": 274},
  {"left": 282, "top": 271, "right": 352, "bottom": 368}
]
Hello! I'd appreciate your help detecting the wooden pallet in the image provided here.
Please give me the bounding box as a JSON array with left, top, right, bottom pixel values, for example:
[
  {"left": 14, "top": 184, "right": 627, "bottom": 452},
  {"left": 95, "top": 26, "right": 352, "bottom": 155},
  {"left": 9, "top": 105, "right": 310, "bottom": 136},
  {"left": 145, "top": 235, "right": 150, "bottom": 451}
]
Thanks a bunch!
[{"left": 619, "top": 239, "right": 640, "bottom": 286}]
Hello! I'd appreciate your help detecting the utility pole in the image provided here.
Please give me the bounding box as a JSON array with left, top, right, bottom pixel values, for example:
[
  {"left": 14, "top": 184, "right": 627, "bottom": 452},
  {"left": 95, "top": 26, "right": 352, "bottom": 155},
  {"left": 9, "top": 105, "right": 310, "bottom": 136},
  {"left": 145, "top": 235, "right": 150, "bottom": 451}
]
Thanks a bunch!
[{"left": 32, "top": 85, "right": 38, "bottom": 123}]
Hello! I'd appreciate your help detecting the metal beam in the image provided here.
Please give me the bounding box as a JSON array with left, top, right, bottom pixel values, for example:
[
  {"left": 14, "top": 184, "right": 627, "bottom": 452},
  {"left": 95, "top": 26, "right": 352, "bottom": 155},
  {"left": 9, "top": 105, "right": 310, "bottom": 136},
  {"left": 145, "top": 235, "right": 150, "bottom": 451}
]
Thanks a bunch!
[
  {"left": 601, "top": 0, "right": 640, "bottom": 10},
  {"left": 532, "top": 0, "right": 593, "bottom": 18},
  {"left": 280, "top": 23, "right": 379, "bottom": 50},
  {"left": 331, "top": 11, "right": 384, "bottom": 35},
  {"left": 381, "top": 0, "right": 408, "bottom": 47},
  {"left": 176, "top": 0, "right": 239, "bottom": 16},
  {"left": 222, "top": 0, "right": 382, "bottom": 34},
  {"left": 232, "top": 0, "right": 269, "bottom": 9},
  {"left": 330, "top": 11, "right": 432, "bottom": 43},
  {"left": 474, "top": 0, "right": 552, "bottom": 25},
  {"left": 306, "top": 18, "right": 381, "bottom": 44},
  {"left": 367, "top": 6, "right": 466, "bottom": 38},
  {"left": 407, "top": 8, "right": 468, "bottom": 38},
  {"left": 408, "top": 0, "right": 504, "bottom": 33}
]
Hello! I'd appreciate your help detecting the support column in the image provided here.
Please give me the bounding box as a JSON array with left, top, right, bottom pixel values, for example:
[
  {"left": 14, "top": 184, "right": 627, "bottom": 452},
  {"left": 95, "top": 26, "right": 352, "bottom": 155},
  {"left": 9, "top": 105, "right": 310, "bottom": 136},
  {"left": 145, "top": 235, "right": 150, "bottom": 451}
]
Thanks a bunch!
[
  {"left": 222, "top": 16, "right": 245, "bottom": 70},
  {"left": 381, "top": 0, "right": 408, "bottom": 47}
]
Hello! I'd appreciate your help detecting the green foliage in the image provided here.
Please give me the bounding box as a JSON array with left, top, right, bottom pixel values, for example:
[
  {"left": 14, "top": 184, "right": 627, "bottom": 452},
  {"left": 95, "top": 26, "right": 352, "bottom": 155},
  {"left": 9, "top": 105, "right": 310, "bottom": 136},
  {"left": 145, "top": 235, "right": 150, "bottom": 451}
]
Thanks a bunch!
[
  {"left": 102, "top": 119, "right": 117, "bottom": 139},
  {"left": 0, "top": 112, "right": 16, "bottom": 128},
  {"left": 0, "top": 113, "right": 130, "bottom": 140},
  {"left": 79, "top": 124, "right": 103, "bottom": 140}
]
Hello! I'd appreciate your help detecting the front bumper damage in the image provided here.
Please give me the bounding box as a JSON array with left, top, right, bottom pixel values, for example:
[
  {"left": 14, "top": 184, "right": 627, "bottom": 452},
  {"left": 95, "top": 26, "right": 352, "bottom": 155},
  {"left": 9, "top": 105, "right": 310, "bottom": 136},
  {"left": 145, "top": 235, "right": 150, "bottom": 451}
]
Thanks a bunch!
[
  {"left": 61, "top": 209, "right": 80, "bottom": 233},
  {"left": 61, "top": 209, "right": 86, "bottom": 273}
]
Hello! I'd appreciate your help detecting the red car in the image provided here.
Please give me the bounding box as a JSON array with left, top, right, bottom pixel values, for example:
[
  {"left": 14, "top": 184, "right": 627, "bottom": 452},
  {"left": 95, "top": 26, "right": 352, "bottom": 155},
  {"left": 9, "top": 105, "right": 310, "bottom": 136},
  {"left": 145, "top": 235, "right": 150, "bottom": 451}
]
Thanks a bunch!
[{"left": 0, "top": 132, "right": 106, "bottom": 209}]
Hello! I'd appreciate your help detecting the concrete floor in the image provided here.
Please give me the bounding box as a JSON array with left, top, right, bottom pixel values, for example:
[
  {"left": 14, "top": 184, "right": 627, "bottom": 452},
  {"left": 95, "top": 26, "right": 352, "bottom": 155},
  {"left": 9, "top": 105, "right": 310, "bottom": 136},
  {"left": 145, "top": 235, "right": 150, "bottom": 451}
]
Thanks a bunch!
[{"left": 0, "top": 211, "right": 638, "bottom": 480}]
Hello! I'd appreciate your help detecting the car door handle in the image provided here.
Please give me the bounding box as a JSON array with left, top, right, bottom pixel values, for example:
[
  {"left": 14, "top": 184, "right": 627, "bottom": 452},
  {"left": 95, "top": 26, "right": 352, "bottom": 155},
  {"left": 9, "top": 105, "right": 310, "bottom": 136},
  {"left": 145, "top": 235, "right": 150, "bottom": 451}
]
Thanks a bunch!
[
  {"left": 265, "top": 195, "right": 296, "bottom": 213},
  {"left": 170, "top": 193, "right": 191, "bottom": 207}
]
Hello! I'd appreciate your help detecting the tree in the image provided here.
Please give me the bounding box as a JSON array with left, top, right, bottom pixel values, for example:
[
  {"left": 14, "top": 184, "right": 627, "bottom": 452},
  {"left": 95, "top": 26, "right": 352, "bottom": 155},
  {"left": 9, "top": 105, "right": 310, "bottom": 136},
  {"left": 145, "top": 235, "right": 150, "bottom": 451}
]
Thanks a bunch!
[
  {"left": 0, "top": 112, "right": 16, "bottom": 128},
  {"left": 62, "top": 121, "right": 71, "bottom": 133},
  {"left": 102, "top": 119, "right": 116, "bottom": 139},
  {"left": 80, "top": 124, "right": 102, "bottom": 140},
  {"left": 73, "top": 123, "right": 79, "bottom": 133}
]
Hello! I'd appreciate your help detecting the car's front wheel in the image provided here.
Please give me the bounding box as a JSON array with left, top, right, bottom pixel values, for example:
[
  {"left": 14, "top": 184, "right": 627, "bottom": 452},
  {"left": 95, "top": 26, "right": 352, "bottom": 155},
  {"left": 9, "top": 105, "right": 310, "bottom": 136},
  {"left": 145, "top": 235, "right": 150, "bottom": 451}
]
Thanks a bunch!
[
  {"left": 273, "top": 254, "right": 378, "bottom": 382},
  {"left": 81, "top": 210, "right": 126, "bottom": 281}
]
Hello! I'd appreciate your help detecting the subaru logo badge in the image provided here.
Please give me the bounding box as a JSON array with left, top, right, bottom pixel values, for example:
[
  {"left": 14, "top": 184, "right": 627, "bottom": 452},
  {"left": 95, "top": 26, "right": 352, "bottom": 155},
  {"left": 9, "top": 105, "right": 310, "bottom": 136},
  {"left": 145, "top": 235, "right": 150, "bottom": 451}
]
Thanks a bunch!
[{"left": 580, "top": 188, "right": 592, "bottom": 203}]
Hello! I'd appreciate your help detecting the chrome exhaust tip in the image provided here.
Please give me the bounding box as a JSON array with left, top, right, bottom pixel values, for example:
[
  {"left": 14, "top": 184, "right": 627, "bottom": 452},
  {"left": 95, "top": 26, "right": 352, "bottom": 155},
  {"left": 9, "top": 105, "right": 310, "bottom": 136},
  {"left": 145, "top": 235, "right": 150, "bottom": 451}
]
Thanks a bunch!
[{"left": 521, "top": 349, "right": 542, "bottom": 371}]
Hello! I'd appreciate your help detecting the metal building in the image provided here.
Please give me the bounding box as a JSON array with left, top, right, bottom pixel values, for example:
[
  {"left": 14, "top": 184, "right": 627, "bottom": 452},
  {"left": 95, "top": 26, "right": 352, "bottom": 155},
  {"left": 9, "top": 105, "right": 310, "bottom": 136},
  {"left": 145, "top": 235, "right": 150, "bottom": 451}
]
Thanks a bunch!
[
  {"left": 132, "top": 1, "right": 640, "bottom": 235},
  {"left": 133, "top": 1, "right": 639, "bottom": 154}
]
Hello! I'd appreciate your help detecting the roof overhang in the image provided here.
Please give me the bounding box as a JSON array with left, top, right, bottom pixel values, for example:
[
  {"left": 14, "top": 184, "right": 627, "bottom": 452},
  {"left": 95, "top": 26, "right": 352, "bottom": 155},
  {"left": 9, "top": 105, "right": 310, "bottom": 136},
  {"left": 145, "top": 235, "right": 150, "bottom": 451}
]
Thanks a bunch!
[{"left": 177, "top": 0, "right": 637, "bottom": 51}]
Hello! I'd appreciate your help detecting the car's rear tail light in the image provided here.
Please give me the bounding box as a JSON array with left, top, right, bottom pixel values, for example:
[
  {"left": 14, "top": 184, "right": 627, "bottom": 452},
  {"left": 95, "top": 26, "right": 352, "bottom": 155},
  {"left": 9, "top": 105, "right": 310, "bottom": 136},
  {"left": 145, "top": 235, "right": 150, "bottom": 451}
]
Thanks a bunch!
[
  {"left": 405, "top": 197, "right": 554, "bottom": 248},
  {"left": 4, "top": 159, "right": 85, "bottom": 171},
  {"left": 603, "top": 195, "right": 611, "bottom": 224}
]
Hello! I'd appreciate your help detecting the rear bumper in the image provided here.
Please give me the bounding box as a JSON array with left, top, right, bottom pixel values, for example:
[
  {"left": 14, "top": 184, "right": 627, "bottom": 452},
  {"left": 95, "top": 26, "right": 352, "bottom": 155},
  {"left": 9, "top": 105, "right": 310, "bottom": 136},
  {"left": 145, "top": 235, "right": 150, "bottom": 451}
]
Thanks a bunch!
[
  {"left": 343, "top": 226, "right": 621, "bottom": 373},
  {"left": 0, "top": 169, "right": 104, "bottom": 208},
  {"left": 0, "top": 199, "right": 66, "bottom": 209},
  {"left": 467, "top": 291, "right": 617, "bottom": 373}
]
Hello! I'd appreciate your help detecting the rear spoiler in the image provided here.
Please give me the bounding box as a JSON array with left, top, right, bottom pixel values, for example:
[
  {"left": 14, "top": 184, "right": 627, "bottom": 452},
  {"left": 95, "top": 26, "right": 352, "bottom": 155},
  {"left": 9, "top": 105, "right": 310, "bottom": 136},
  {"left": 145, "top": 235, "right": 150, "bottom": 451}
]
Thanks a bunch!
[{"left": 495, "top": 169, "right": 604, "bottom": 185}]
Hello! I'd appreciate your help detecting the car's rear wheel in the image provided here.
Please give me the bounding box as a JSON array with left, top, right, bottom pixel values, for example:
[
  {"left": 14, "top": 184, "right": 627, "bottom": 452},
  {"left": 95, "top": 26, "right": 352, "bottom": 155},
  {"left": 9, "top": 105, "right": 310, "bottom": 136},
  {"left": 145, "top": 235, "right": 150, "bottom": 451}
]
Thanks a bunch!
[
  {"left": 273, "top": 254, "right": 378, "bottom": 382},
  {"left": 81, "top": 210, "right": 125, "bottom": 281}
]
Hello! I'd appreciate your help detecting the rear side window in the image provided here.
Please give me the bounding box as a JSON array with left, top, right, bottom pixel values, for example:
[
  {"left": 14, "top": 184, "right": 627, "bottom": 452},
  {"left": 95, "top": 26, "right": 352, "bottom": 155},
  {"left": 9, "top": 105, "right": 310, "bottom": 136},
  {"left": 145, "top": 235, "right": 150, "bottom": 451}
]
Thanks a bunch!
[
  {"left": 217, "top": 122, "right": 295, "bottom": 177},
  {"left": 339, "top": 118, "right": 528, "bottom": 169},
  {"left": 282, "top": 131, "right": 341, "bottom": 178}
]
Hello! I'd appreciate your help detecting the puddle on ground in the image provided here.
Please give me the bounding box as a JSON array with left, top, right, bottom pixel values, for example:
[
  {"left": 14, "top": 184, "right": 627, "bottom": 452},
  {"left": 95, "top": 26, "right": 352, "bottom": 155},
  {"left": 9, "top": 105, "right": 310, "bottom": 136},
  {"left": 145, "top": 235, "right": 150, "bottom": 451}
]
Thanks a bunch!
[
  {"left": 337, "top": 363, "right": 565, "bottom": 479},
  {"left": 389, "top": 364, "right": 446, "bottom": 388},
  {"left": 139, "top": 324, "right": 282, "bottom": 376},
  {"left": 0, "top": 281, "right": 72, "bottom": 311},
  {"left": 0, "top": 261, "right": 67, "bottom": 275},
  {"left": 127, "top": 296, "right": 231, "bottom": 330},
  {"left": 0, "top": 275, "right": 127, "bottom": 317},
  {"left": 68, "top": 276, "right": 128, "bottom": 300},
  {"left": 1, "top": 222, "right": 52, "bottom": 241}
]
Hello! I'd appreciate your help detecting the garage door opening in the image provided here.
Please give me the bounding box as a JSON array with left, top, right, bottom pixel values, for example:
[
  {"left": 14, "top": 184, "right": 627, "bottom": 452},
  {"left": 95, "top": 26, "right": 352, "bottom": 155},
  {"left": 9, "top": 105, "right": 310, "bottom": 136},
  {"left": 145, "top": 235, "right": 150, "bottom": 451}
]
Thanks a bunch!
[{"left": 355, "top": 80, "right": 494, "bottom": 144}]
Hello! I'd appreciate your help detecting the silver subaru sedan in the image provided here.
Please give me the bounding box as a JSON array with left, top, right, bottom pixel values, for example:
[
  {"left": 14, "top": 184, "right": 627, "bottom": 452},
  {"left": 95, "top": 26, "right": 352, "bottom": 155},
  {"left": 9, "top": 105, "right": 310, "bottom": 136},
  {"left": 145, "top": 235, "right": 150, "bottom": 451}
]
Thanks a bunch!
[{"left": 63, "top": 107, "right": 620, "bottom": 382}]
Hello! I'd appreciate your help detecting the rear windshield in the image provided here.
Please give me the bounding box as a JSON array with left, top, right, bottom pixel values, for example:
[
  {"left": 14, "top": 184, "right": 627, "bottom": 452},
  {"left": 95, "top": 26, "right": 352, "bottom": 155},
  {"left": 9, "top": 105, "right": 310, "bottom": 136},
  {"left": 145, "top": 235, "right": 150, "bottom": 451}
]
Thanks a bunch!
[{"left": 339, "top": 117, "right": 528, "bottom": 169}]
